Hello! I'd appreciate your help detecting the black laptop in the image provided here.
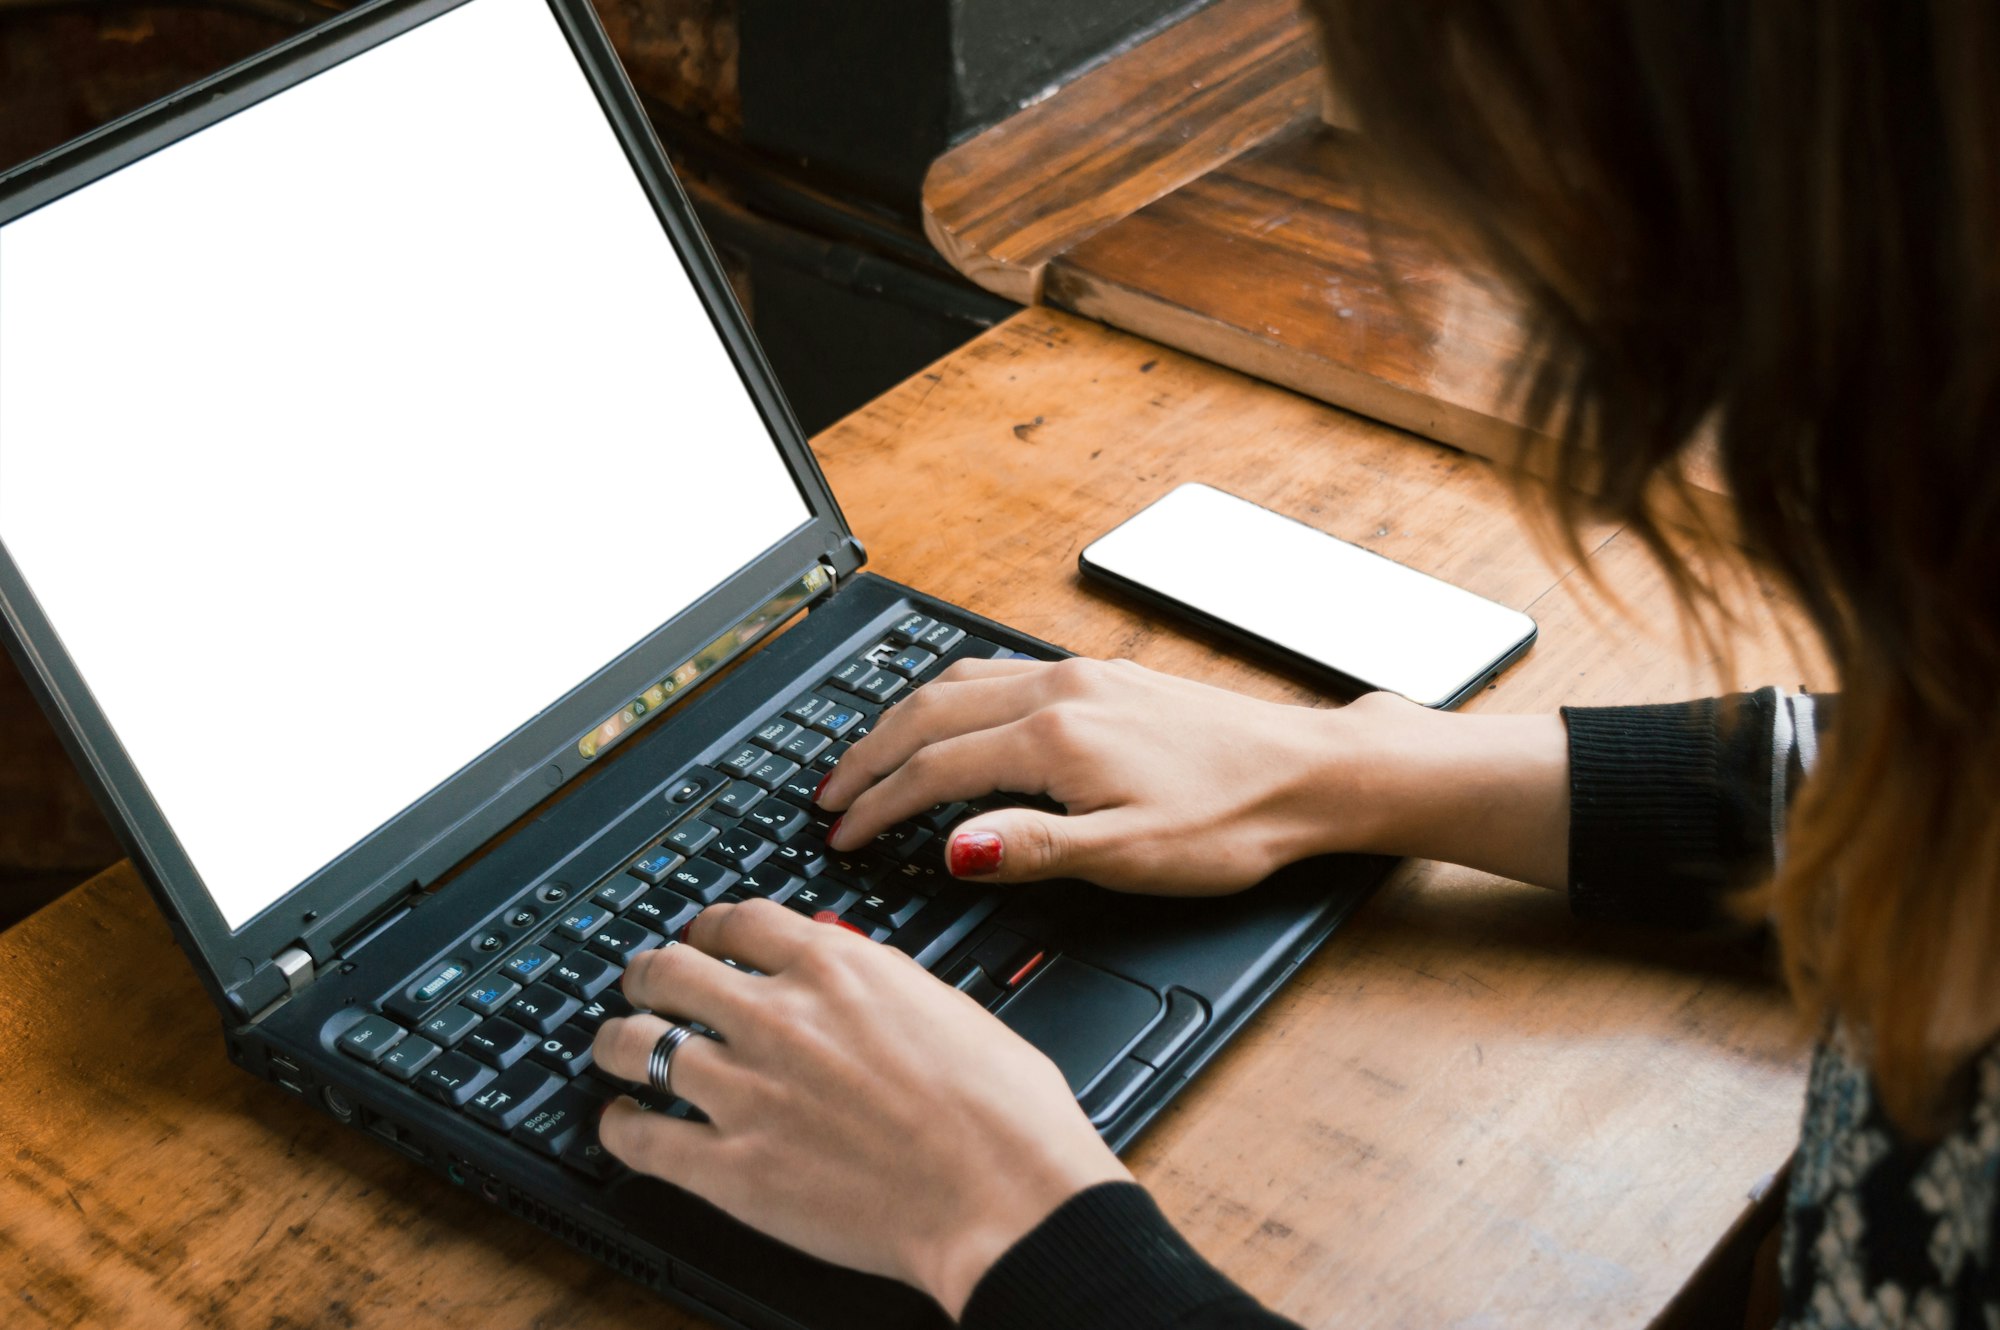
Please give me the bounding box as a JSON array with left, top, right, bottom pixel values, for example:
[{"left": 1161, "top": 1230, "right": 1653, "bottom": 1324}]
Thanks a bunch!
[{"left": 0, "top": 0, "right": 1389, "bottom": 1323}]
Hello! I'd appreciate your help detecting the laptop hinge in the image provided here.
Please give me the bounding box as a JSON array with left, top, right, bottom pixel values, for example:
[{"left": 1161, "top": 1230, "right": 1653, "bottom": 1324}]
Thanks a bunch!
[{"left": 274, "top": 946, "right": 314, "bottom": 996}]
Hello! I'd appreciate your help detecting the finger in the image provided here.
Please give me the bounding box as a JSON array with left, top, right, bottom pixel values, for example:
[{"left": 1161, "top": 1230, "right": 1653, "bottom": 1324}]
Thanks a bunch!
[
  {"left": 820, "top": 674, "right": 1053, "bottom": 811},
  {"left": 826, "top": 719, "right": 1054, "bottom": 851},
  {"left": 924, "top": 655, "right": 1045, "bottom": 683},
  {"left": 687, "top": 897, "right": 833, "bottom": 976},
  {"left": 592, "top": 1011, "right": 737, "bottom": 1106},
  {"left": 938, "top": 806, "right": 1141, "bottom": 886},
  {"left": 598, "top": 1095, "right": 720, "bottom": 1189},
  {"left": 619, "top": 940, "right": 759, "bottom": 1030}
]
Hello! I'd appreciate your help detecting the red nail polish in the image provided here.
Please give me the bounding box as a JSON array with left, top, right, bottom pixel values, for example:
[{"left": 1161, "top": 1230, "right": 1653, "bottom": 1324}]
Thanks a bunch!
[
  {"left": 948, "top": 831, "right": 1004, "bottom": 878},
  {"left": 813, "top": 909, "right": 867, "bottom": 936},
  {"left": 827, "top": 815, "right": 844, "bottom": 845},
  {"left": 812, "top": 773, "right": 832, "bottom": 805}
]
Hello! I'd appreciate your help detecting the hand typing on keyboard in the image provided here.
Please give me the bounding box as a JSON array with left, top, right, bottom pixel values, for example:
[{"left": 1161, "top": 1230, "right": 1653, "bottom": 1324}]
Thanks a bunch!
[
  {"left": 590, "top": 899, "right": 1127, "bottom": 1320},
  {"left": 815, "top": 655, "right": 1574, "bottom": 894}
]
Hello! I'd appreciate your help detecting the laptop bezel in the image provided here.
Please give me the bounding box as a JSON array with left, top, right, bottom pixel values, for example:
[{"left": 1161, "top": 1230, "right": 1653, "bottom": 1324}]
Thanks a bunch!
[{"left": 0, "top": 0, "right": 862, "bottom": 1014}]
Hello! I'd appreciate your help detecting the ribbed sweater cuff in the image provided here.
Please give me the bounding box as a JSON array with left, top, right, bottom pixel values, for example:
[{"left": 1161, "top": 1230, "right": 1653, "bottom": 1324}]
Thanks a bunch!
[
  {"left": 1561, "top": 693, "right": 1774, "bottom": 929},
  {"left": 959, "top": 1183, "right": 1262, "bottom": 1330}
]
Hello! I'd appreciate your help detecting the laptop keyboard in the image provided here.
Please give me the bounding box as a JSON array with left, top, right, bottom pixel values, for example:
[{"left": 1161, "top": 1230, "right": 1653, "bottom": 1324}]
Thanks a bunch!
[{"left": 336, "top": 612, "right": 1032, "bottom": 1181}]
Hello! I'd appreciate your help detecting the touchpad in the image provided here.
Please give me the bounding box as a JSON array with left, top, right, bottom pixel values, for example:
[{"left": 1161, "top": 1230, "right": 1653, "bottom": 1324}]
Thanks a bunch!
[{"left": 997, "top": 956, "right": 1163, "bottom": 1092}]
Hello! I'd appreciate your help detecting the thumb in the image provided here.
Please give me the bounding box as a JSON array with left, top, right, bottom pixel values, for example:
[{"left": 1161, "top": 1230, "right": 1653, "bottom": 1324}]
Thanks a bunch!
[{"left": 941, "top": 808, "right": 1126, "bottom": 885}]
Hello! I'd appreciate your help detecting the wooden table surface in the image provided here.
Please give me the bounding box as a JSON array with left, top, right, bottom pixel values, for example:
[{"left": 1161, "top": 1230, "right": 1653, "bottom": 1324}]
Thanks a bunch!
[
  {"left": 1, "top": 311, "right": 1820, "bottom": 1328},
  {"left": 921, "top": 0, "right": 1734, "bottom": 513}
]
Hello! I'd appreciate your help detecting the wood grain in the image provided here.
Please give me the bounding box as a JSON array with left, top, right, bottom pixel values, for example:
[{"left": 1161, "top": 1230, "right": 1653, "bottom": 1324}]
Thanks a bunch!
[
  {"left": 1044, "top": 125, "right": 1742, "bottom": 515},
  {"left": 1, "top": 311, "right": 1818, "bottom": 1327},
  {"left": 920, "top": 0, "right": 1322, "bottom": 304}
]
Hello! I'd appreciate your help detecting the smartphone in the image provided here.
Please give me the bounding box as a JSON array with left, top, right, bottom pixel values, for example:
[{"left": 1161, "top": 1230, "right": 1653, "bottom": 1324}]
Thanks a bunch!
[{"left": 1078, "top": 483, "right": 1537, "bottom": 709}]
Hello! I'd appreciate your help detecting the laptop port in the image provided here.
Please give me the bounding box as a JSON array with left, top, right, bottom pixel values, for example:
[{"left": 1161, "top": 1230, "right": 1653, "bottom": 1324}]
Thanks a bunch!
[{"left": 269, "top": 1053, "right": 302, "bottom": 1078}]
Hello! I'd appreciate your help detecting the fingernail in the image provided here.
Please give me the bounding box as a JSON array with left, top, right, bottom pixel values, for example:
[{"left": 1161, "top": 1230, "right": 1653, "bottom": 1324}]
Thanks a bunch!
[
  {"left": 813, "top": 909, "right": 867, "bottom": 936},
  {"left": 812, "top": 773, "right": 832, "bottom": 805},
  {"left": 827, "top": 815, "right": 844, "bottom": 847},
  {"left": 948, "top": 831, "right": 1004, "bottom": 878}
]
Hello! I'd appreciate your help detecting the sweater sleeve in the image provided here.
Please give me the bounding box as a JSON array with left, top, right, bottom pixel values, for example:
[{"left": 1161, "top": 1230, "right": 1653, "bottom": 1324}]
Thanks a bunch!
[
  {"left": 959, "top": 1183, "right": 1301, "bottom": 1330},
  {"left": 1560, "top": 688, "right": 1831, "bottom": 929}
]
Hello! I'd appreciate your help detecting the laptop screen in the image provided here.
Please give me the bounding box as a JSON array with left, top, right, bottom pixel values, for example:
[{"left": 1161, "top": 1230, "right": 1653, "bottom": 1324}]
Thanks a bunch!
[{"left": 0, "top": 0, "right": 813, "bottom": 929}]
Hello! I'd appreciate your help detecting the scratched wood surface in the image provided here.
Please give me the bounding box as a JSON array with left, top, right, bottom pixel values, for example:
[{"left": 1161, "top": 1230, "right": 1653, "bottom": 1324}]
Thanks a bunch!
[
  {"left": 0, "top": 311, "right": 1818, "bottom": 1328},
  {"left": 919, "top": 0, "right": 1321, "bottom": 304}
]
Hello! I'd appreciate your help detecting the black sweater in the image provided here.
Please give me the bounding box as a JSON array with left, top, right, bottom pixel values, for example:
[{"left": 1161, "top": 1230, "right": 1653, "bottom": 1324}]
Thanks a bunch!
[{"left": 960, "top": 691, "right": 2000, "bottom": 1329}]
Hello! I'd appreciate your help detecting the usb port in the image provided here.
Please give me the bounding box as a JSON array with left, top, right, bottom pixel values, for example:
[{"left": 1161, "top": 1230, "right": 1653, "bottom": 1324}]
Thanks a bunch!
[{"left": 269, "top": 1053, "right": 302, "bottom": 1078}]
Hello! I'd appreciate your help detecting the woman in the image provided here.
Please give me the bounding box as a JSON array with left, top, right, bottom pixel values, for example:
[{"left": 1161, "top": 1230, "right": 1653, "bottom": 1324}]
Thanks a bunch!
[{"left": 591, "top": 2, "right": 2000, "bottom": 1326}]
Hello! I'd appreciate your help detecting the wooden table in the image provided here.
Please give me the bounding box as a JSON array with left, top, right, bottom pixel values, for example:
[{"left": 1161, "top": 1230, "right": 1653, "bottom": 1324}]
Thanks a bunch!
[
  {"left": 0, "top": 311, "right": 1818, "bottom": 1328},
  {"left": 922, "top": 0, "right": 1733, "bottom": 513}
]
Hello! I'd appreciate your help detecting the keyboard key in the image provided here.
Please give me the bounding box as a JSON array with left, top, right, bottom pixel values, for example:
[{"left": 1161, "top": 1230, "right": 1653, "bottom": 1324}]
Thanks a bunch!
[
  {"left": 548, "top": 952, "right": 619, "bottom": 1001},
  {"left": 783, "top": 693, "right": 834, "bottom": 725},
  {"left": 502, "top": 944, "right": 561, "bottom": 984},
  {"left": 665, "top": 857, "right": 739, "bottom": 905},
  {"left": 465, "top": 1063, "right": 562, "bottom": 1132},
  {"left": 462, "top": 1017, "right": 538, "bottom": 1070},
  {"left": 877, "top": 825, "right": 934, "bottom": 863},
  {"left": 812, "top": 740, "right": 850, "bottom": 772},
  {"left": 529, "top": 1023, "right": 598, "bottom": 1078},
  {"left": 408, "top": 958, "right": 470, "bottom": 1006},
  {"left": 417, "top": 1051, "right": 496, "bottom": 1108},
  {"left": 338, "top": 1015, "right": 406, "bottom": 1066},
  {"left": 710, "top": 828, "right": 774, "bottom": 872},
  {"left": 378, "top": 1035, "right": 441, "bottom": 1083},
  {"left": 753, "top": 718, "right": 803, "bottom": 751},
  {"left": 918, "top": 622, "right": 966, "bottom": 653},
  {"left": 505, "top": 983, "right": 583, "bottom": 1037},
  {"left": 825, "top": 656, "right": 875, "bottom": 692},
  {"left": 887, "top": 612, "right": 935, "bottom": 644},
  {"left": 851, "top": 887, "right": 925, "bottom": 929},
  {"left": 461, "top": 976, "right": 522, "bottom": 1016},
  {"left": 853, "top": 670, "right": 906, "bottom": 704},
  {"left": 719, "top": 743, "right": 766, "bottom": 777},
  {"left": 628, "top": 847, "right": 685, "bottom": 887},
  {"left": 712, "top": 780, "right": 765, "bottom": 816},
  {"left": 417, "top": 1004, "right": 482, "bottom": 1049},
  {"left": 916, "top": 802, "right": 972, "bottom": 832},
  {"left": 811, "top": 703, "right": 863, "bottom": 739},
  {"left": 627, "top": 889, "right": 701, "bottom": 938},
  {"left": 556, "top": 902, "right": 615, "bottom": 941},
  {"left": 570, "top": 989, "right": 634, "bottom": 1033},
  {"left": 746, "top": 802, "right": 810, "bottom": 843},
  {"left": 784, "top": 882, "right": 853, "bottom": 915},
  {"left": 746, "top": 754, "right": 801, "bottom": 791},
  {"left": 561, "top": 1131, "right": 622, "bottom": 1181},
  {"left": 587, "top": 918, "right": 666, "bottom": 965},
  {"left": 774, "top": 771, "right": 822, "bottom": 806},
  {"left": 884, "top": 646, "right": 938, "bottom": 679},
  {"left": 770, "top": 841, "right": 827, "bottom": 878},
  {"left": 592, "top": 876, "right": 648, "bottom": 911},
  {"left": 513, "top": 1084, "right": 606, "bottom": 1158},
  {"left": 665, "top": 819, "right": 723, "bottom": 856},
  {"left": 780, "top": 729, "right": 832, "bottom": 763},
  {"left": 738, "top": 864, "right": 801, "bottom": 901}
]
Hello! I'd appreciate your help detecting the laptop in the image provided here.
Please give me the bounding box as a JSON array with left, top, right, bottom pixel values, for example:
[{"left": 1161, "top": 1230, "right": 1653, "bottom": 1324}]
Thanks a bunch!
[{"left": 0, "top": 0, "right": 1390, "bottom": 1324}]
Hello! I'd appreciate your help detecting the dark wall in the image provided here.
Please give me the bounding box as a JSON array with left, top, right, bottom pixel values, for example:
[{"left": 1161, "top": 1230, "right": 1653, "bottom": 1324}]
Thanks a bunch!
[{"left": 740, "top": 0, "right": 1208, "bottom": 208}]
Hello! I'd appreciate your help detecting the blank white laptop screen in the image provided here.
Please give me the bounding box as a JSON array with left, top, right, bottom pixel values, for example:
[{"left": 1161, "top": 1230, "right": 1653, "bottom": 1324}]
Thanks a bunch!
[{"left": 0, "top": 0, "right": 813, "bottom": 929}]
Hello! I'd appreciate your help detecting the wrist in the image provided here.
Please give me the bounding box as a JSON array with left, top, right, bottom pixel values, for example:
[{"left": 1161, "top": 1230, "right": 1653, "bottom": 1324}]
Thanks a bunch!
[
  {"left": 912, "top": 1139, "right": 1129, "bottom": 1320},
  {"left": 1281, "top": 695, "right": 1573, "bottom": 888}
]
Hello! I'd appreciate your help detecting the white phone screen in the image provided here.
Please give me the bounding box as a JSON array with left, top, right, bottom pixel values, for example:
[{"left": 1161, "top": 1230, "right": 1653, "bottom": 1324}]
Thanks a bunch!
[{"left": 1080, "top": 484, "right": 1536, "bottom": 707}]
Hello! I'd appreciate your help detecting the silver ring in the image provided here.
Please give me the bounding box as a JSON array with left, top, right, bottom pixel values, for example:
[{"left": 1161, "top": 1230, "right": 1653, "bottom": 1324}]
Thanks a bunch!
[{"left": 646, "top": 1023, "right": 696, "bottom": 1099}]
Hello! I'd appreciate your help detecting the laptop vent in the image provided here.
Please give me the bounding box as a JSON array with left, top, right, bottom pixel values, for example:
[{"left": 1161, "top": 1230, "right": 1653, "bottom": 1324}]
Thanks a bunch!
[{"left": 501, "top": 1186, "right": 665, "bottom": 1290}]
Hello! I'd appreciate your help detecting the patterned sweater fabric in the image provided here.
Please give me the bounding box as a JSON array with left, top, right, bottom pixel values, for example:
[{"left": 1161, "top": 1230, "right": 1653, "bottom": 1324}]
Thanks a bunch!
[{"left": 960, "top": 690, "right": 1999, "bottom": 1329}]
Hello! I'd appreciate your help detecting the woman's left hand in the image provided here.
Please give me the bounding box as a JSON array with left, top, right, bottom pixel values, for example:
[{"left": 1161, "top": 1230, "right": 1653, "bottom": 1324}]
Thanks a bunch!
[{"left": 590, "top": 898, "right": 1129, "bottom": 1318}]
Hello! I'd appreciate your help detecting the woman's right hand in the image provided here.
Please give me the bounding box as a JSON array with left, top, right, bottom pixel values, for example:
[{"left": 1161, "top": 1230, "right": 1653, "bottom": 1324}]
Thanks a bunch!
[{"left": 816, "top": 656, "right": 1573, "bottom": 894}]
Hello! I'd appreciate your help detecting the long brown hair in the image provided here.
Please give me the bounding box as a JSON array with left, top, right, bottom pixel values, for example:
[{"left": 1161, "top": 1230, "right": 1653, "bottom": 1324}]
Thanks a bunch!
[{"left": 1302, "top": 0, "right": 2000, "bottom": 1132}]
